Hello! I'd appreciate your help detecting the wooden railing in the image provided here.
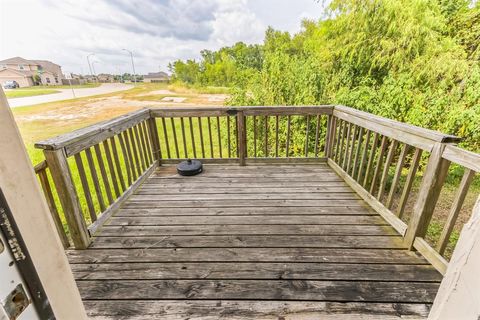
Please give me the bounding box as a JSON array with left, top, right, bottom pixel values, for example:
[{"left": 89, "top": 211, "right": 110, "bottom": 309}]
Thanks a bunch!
[
  {"left": 35, "top": 109, "right": 159, "bottom": 249},
  {"left": 326, "top": 106, "right": 479, "bottom": 274},
  {"left": 150, "top": 106, "right": 333, "bottom": 165},
  {"left": 33, "top": 105, "right": 479, "bottom": 275}
]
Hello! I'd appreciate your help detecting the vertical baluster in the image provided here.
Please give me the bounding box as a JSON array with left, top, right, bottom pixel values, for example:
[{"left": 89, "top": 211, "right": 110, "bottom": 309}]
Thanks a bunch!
[
  {"left": 198, "top": 117, "right": 205, "bottom": 158},
  {"left": 334, "top": 120, "right": 344, "bottom": 163},
  {"left": 253, "top": 116, "right": 257, "bottom": 158},
  {"left": 314, "top": 115, "right": 321, "bottom": 158},
  {"left": 369, "top": 136, "right": 388, "bottom": 194},
  {"left": 275, "top": 115, "right": 279, "bottom": 157},
  {"left": 216, "top": 116, "right": 222, "bottom": 158},
  {"left": 133, "top": 125, "right": 146, "bottom": 171},
  {"left": 102, "top": 140, "right": 121, "bottom": 198},
  {"left": 147, "top": 117, "right": 161, "bottom": 163},
  {"left": 346, "top": 125, "right": 357, "bottom": 174},
  {"left": 436, "top": 169, "right": 476, "bottom": 255},
  {"left": 128, "top": 128, "right": 142, "bottom": 176},
  {"left": 227, "top": 116, "right": 232, "bottom": 158},
  {"left": 363, "top": 132, "right": 380, "bottom": 188},
  {"left": 386, "top": 144, "right": 411, "bottom": 209},
  {"left": 237, "top": 111, "right": 246, "bottom": 165},
  {"left": 109, "top": 136, "right": 126, "bottom": 192},
  {"left": 235, "top": 115, "right": 239, "bottom": 158},
  {"left": 352, "top": 127, "right": 364, "bottom": 179},
  {"left": 74, "top": 153, "right": 96, "bottom": 222},
  {"left": 377, "top": 139, "right": 399, "bottom": 200},
  {"left": 122, "top": 130, "right": 138, "bottom": 179},
  {"left": 118, "top": 133, "right": 133, "bottom": 185},
  {"left": 139, "top": 122, "right": 152, "bottom": 165},
  {"left": 264, "top": 116, "right": 269, "bottom": 157},
  {"left": 304, "top": 115, "right": 310, "bottom": 157},
  {"left": 286, "top": 115, "right": 291, "bottom": 157},
  {"left": 85, "top": 147, "right": 106, "bottom": 212},
  {"left": 189, "top": 117, "right": 197, "bottom": 159},
  {"left": 356, "top": 130, "right": 371, "bottom": 182},
  {"left": 161, "top": 117, "right": 171, "bottom": 159},
  {"left": 169, "top": 118, "right": 180, "bottom": 158},
  {"left": 397, "top": 148, "right": 422, "bottom": 218},
  {"left": 93, "top": 144, "right": 114, "bottom": 205},
  {"left": 342, "top": 123, "right": 352, "bottom": 170},
  {"left": 179, "top": 117, "right": 188, "bottom": 158},
  {"left": 207, "top": 117, "right": 214, "bottom": 158}
]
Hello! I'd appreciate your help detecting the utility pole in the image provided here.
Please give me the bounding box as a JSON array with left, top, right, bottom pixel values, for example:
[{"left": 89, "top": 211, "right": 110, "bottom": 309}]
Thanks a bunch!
[
  {"left": 122, "top": 49, "right": 137, "bottom": 85},
  {"left": 86, "top": 53, "right": 96, "bottom": 83}
]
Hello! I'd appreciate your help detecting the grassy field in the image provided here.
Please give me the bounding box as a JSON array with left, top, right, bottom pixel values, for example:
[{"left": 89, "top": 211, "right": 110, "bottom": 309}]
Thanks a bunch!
[
  {"left": 5, "top": 88, "right": 60, "bottom": 98},
  {"left": 5, "top": 83, "right": 101, "bottom": 98}
]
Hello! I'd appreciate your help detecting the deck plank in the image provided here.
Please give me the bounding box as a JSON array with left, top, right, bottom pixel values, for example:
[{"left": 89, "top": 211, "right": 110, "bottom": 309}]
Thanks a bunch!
[
  {"left": 95, "top": 225, "right": 397, "bottom": 236},
  {"left": 77, "top": 279, "right": 439, "bottom": 302},
  {"left": 72, "top": 262, "right": 441, "bottom": 281},
  {"left": 72, "top": 164, "right": 441, "bottom": 319},
  {"left": 84, "top": 300, "right": 432, "bottom": 320}
]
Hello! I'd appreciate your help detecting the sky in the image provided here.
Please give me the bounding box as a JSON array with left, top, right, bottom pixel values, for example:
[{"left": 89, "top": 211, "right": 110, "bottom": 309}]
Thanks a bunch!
[{"left": 0, "top": 0, "right": 326, "bottom": 75}]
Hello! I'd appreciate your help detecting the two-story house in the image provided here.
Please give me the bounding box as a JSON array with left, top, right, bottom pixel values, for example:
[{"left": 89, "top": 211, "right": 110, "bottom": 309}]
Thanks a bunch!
[{"left": 0, "top": 57, "right": 65, "bottom": 87}]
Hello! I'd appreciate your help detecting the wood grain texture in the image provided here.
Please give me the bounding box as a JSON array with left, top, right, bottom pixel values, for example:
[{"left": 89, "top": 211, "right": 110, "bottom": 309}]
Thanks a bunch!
[
  {"left": 69, "top": 164, "right": 440, "bottom": 319},
  {"left": 84, "top": 300, "right": 432, "bottom": 319}
]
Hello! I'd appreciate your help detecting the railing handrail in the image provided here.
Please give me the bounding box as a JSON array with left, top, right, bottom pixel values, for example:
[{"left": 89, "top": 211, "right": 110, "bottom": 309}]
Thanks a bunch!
[
  {"left": 335, "top": 105, "right": 461, "bottom": 144},
  {"left": 34, "top": 105, "right": 462, "bottom": 156},
  {"left": 34, "top": 109, "right": 150, "bottom": 154}
]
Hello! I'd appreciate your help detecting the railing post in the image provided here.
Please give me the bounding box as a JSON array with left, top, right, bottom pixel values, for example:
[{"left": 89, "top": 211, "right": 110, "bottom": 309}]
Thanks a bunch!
[
  {"left": 43, "top": 148, "right": 90, "bottom": 249},
  {"left": 147, "top": 116, "right": 161, "bottom": 165},
  {"left": 237, "top": 111, "right": 246, "bottom": 166},
  {"left": 404, "top": 143, "right": 450, "bottom": 249}
]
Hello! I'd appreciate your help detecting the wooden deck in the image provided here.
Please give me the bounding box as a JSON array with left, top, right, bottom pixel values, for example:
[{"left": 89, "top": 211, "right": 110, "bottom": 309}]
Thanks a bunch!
[{"left": 67, "top": 164, "right": 442, "bottom": 319}]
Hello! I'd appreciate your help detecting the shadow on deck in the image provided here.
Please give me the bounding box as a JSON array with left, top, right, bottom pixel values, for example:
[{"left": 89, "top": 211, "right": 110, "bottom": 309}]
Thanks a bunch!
[{"left": 67, "top": 164, "right": 441, "bottom": 319}]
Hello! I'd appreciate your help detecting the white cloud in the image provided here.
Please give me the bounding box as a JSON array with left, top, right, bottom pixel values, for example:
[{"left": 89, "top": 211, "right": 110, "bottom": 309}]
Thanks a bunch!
[{"left": 0, "top": 0, "right": 325, "bottom": 75}]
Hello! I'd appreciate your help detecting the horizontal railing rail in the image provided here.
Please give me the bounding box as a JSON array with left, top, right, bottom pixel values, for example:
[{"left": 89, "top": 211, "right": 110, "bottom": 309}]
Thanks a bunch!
[{"left": 33, "top": 104, "right": 479, "bottom": 268}]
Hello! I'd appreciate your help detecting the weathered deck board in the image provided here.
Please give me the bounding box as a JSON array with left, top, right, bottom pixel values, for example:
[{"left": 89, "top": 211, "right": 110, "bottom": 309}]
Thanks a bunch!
[
  {"left": 78, "top": 279, "right": 438, "bottom": 302},
  {"left": 84, "top": 300, "right": 432, "bottom": 320},
  {"left": 94, "top": 225, "right": 396, "bottom": 236},
  {"left": 70, "top": 165, "right": 441, "bottom": 319},
  {"left": 106, "top": 215, "right": 385, "bottom": 225},
  {"left": 71, "top": 262, "right": 441, "bottom": 281}
]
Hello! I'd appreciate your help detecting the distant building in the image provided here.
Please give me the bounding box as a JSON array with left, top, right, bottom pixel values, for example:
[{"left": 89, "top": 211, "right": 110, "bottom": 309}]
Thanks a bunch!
[
  {"left": 143, "top": 72, "right": 169, "bottom": 83},
  {"left": 0, "top": 56, "right": 65, "bottom": 87},
  {"left": 97, "top": 74, "right": 114, "bottom": 83}
]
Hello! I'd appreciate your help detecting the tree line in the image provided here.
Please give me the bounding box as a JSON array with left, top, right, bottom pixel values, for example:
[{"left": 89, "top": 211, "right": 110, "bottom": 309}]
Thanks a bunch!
[{"left": 169, "top": 0, "right": 480, "bottom": 151}]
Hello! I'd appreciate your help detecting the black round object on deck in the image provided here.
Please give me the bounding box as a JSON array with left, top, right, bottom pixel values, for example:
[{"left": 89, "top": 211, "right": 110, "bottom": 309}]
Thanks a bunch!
[{"left": 177, "top": 159, "right": 203, "bottom": 176}]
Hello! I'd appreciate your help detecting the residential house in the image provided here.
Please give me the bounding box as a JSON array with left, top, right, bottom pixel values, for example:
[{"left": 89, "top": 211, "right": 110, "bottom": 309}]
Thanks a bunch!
[
  {"left": 143, "top": 71, "right": 169, "bottom": 83},
  {"left": 0, "top": 56, "right": 65, "bottom": 87}
]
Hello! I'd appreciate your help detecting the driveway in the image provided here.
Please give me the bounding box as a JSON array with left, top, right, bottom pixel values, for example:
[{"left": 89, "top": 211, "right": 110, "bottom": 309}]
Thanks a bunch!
[{"left": 8, "top": 83, "right": 134, "bottom": 108}]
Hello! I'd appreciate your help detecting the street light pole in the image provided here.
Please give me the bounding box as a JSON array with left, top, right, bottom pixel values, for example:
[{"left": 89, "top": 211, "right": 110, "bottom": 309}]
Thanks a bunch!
[
  {"left": 122, "top": 49, "right": 137, "bottom": 85},
  {"left": 86, "top": 53, "right": 96, "bottom": 83}
]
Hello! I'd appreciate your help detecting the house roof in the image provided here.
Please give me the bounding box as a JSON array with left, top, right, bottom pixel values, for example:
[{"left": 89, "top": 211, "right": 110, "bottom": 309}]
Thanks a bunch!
[
  {"left": 0, "top": 57, "right": 62, "bottom": 75},
  {"left": 144, "top": 72, "right": 169, "bottom": 79},
  {"left": 0, "top": 56, "right": 34, "bottom": 65}
]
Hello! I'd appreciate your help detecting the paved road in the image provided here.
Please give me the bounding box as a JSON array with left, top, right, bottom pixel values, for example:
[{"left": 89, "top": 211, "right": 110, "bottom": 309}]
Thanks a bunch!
[{"left": 8, "top": 83, "right": 134, "bottom": 108}]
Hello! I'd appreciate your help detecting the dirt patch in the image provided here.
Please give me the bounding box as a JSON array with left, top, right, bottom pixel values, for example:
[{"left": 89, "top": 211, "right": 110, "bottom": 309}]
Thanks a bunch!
[
  {"left": 203, "top": 94, "right": 229, "bottom": 102},
  {"left": 161, "top": 97, "right": 188, "bottom": 103}
]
